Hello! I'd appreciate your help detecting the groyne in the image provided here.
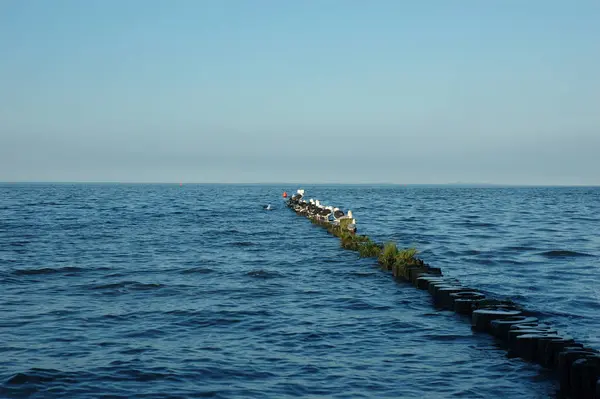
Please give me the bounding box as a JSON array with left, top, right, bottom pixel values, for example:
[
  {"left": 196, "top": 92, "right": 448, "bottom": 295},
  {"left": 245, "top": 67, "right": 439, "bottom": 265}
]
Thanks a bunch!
[{"left": 285, "top": 189, "right": 600, "bottom": 399}]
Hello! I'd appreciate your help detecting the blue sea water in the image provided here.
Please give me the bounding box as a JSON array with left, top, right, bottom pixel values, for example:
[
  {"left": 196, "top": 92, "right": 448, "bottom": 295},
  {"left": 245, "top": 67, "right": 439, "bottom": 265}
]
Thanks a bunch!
[{"left": 1, "top": 183, "right": 599, "bottom": 398}]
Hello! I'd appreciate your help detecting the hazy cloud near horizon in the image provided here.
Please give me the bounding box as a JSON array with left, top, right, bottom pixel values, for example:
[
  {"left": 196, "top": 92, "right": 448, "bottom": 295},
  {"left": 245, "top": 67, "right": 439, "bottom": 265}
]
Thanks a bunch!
[{"left": 1, "top": 1, "right": 599, "bottom": 185}]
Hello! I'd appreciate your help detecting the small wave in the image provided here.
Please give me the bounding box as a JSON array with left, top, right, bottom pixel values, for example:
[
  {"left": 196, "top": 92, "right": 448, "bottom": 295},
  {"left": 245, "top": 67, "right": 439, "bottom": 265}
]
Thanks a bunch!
[
  {"left": 472, "top": 258, "right": 497, "bottom": 266},
  {"left": 206, "top": 228, "right": 243, "bottom": 235},
  {"left": 180, "top": 267, "right": 215, "bottom": 275},
  {"left": 423, "top": 333, "right": 472, "bottom": 342},
  {"left": 172, "top": 309, "right": 272, "bottom": 328},
  {"left": 91, "top": 281, "right": 164, "bottom": 291},
  {"left": 571, "top": 216, "right": 600, "bottom": 223},
  {"left": 458, "top": 221, "right": 497, "bottom": 228},
  {"left": 500, "top": 259, "right": 530, "bottom": 265},
  {"left": 41, "top": 201, "right": 61, "bottom": 206},
  {"left": 503, "top": 245, "right": 539, "bottom": 252},
  {"left": 222, "top": 309, "right": 272, "bottom": 318},
  {"left": 461, "top": 250, "right": 482, "bottom": 256},
  {"left": 246, "top": 270, "right": 283, "bottom": 279},
  {"left": 337, "top": 297, "right": 392, "bottom": 311},
  {"left": 233, "top": 241, "right": 255, "bottom": 247},
  {"left": 178, "top": 317, "right": 243, "bottom": 328},
  {"left": 90, "top": 365, "right": 178, "bottom": 383},
  {"left": 9, "top": 241, "right": 30, "bottom": 247},
  {"left": 536, "top": 228, "right": 562, "bottom": 235},
  {"left": 99, "top": 313, "right": 137, "bottom": 322},
  {"left": 12, "top": 266, "right": 85, "bottom": 276},
  {"left": 118, "top": 347, "right": 150, "bottom": 355},
  {"left": 349, "top": 271, "right": 377, "bottom": 277},
  {"left": 6, "top": 368, "right": 78, "bottom": 385},
  {"left": 0, "top": 320, "right": 32, "bottom": 328},
  {"left": 104, "top": 272, "right": 128, "bottom": 279},
  {"left": 532, "top": 309, "right": 589, "bottom": 320},
  {"left": 538, "top": 250, "right": 594, "bottom": 258},
  {"left": 123, "top": 328, "right": 166, "bottom": 339},
  {"left": 465, "top": 234, "right": 496, "bottom": 240}
]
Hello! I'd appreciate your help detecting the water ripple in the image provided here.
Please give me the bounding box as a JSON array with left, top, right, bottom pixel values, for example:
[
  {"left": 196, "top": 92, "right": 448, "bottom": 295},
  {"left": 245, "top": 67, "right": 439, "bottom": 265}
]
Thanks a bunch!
[
  {"left": 538, "top": 250, "right": 594, "bottom": 258},
  {"left": 2, "top": 183, "right": 598, "bottom": 398}
]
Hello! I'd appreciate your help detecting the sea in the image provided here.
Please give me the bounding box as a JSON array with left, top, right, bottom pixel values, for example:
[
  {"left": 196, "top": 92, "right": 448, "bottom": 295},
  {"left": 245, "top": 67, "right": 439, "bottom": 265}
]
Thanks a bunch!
[{"left": 1, "top": 183, "right": 599, "bottom": 398}]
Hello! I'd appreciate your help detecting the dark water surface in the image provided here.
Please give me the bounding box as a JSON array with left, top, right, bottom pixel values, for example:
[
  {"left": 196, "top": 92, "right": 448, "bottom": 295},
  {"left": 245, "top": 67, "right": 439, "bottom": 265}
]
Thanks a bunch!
[{"left": 1, "top": 184, "right": 598, "bottom": 398}]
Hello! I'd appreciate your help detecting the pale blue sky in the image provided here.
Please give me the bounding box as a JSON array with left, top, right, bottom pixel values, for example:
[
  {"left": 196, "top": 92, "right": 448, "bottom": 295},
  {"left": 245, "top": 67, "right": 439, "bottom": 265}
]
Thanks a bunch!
[{"left": 1, "top": 1, "right": 599, "bottom": 184}]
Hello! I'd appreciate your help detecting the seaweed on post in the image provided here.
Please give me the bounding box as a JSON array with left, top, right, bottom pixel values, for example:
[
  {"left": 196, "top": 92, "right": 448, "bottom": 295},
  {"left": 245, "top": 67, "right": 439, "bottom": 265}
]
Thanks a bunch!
[
  {"left": 378, "top": 242, "right": 399, "bottom": 270},
  {"left": 357, "top": 239, "right": 383, "bottom": 258}
]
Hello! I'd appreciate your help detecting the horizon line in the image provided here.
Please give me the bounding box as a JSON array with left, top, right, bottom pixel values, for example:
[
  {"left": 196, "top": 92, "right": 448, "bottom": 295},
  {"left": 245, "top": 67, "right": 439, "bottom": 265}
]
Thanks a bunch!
[{"left": 1, "top": 181, "right": 599, "bottom": 188}]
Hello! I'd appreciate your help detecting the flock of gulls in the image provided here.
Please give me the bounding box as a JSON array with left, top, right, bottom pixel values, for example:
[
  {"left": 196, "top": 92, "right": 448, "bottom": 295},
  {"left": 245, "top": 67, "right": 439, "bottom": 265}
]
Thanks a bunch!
[{"left": 286, "top": 189, "right": 357, "bottom": 233}]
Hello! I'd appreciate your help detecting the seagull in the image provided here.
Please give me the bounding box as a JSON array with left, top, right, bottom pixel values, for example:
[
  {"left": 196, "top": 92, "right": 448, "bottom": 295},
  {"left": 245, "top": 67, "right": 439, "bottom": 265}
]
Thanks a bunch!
[
  {"left": 291, "top": 189, "right": 305, "bottom": 202},
  {"left": 347, "top": 218, "right": 357, "bottom": 233},
  {"left": 332, "top": 207, "right": 345, "bottom": 220}
]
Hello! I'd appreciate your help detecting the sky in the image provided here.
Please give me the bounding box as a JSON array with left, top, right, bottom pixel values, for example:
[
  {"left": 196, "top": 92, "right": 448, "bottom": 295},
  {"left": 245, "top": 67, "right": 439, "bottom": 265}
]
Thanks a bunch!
[{"left": 1, "top": 1, "right": 599, "bottom": 185}]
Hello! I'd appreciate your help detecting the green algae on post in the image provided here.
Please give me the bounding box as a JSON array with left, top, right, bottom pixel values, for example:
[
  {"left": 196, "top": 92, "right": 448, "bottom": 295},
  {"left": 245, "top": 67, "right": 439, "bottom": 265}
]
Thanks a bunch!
[
  {"left": 357, "top": 239, "right": 382, "bottom": 258},
  {"left": 377, "top": 242, "right": 399, "bottom": 271},
  {"left": 376, "top": 243, "right": 421, "bottom": 275},
  {"left": 340, "top": 233, "right": 369, "bottom": 251}
]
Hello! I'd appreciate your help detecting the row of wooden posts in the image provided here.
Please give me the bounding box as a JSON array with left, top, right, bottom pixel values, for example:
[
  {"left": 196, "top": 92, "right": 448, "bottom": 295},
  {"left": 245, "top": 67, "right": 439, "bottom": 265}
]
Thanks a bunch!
[{"left": 286, "top": 193, "right": 600, "bottom": 399}]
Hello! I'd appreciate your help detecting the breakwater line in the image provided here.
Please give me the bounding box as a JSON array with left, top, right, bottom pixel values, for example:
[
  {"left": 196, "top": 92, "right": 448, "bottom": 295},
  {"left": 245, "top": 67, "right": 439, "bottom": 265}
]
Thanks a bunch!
[{"left": 285, "top": 189, "right": 600, "bottom": 399}]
